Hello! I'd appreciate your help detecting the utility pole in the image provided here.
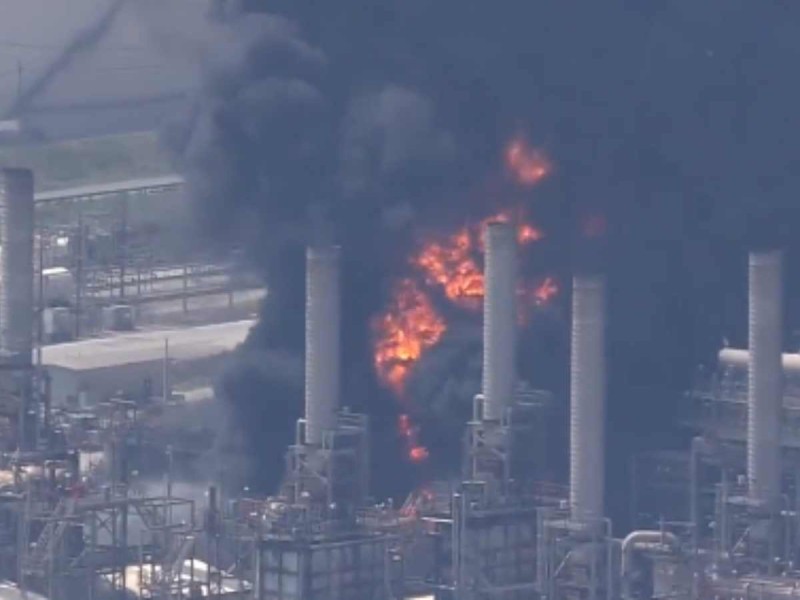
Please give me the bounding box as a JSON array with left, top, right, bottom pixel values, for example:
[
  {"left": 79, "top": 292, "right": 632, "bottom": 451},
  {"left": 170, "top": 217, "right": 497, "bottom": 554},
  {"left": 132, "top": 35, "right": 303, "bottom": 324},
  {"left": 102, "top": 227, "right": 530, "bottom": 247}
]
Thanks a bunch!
[
  {"left": 74, "top": 206, "right": 84, "bottom": 339},
  {"left": 16, "top": 59, "right": 22, "bottom": 103},
  {"left": 119, "top": 195, "right": 128, "bottom": 298}
]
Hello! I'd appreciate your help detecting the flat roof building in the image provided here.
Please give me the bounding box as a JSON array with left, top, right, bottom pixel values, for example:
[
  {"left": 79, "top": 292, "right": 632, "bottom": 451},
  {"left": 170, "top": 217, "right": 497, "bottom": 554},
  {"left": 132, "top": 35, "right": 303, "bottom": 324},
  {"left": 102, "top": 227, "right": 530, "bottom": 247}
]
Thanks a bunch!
[{"left": 42, "top": 319, "right": 254, "bottom": 406}]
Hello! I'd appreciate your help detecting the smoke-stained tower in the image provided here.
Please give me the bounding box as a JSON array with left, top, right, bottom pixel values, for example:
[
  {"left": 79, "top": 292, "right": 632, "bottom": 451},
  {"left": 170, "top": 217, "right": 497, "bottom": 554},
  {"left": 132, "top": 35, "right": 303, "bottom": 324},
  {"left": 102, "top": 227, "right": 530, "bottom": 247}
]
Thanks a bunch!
[
  {"left": 304, "top": 246, "right": 341, "bottom": 445},
  {"left": 481, "top": 221, "right": 517, "bottom": 421},
  {"left": 569, "top": 275, "right": 607, "bottom": 520},
  {"left": 0, "top": 168, "right": 35, "bottom": 451},
  {"left": 0, "top": 168, "right": 34, "bottom": 366},
  {"left": 747, "top": 250, "right": 783, "bottom": 505}
]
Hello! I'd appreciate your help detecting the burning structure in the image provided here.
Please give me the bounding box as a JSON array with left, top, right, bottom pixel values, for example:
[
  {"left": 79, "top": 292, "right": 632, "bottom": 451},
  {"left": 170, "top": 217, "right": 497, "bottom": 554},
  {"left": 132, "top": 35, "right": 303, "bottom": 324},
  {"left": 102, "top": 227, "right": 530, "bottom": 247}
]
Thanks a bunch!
[
  {"left": 6, "top": 162, "right": 800, "bottom": 600},
  {"left": 2, "top": 4, "right": 800, "bottom": 598}
]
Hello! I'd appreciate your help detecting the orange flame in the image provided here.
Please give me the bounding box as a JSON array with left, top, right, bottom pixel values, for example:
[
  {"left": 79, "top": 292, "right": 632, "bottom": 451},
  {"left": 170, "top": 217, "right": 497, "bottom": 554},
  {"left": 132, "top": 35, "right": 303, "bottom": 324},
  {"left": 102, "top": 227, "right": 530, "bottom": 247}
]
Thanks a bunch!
[
  {"left": 505, "top": 138, "right": 552, "bottom": 186},
  {"left": 373, "top": 279, "right": 446, "bottom": 394},
  {"left": 414, "top": 215, "right": 544, "bottom": 309},
  {"left": 533, "top": 276, "right": 558, "bottom": 306},
  {"left": 398, "top": 414, "right": 430, "bottom": 464},
  {"left": 373, "top": 136, "right": 558, "bottom": 467},
  {"left": 413, "top": 229, "right": 483, "bottom": 309}
]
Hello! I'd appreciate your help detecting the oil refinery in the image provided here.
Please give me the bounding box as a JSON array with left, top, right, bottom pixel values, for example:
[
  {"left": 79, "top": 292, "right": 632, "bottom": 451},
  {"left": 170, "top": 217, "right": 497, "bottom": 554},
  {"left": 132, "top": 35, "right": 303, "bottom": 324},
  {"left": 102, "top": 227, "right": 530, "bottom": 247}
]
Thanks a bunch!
[{"left": 0, "top": 164, "right": 799, "bottom": 599}]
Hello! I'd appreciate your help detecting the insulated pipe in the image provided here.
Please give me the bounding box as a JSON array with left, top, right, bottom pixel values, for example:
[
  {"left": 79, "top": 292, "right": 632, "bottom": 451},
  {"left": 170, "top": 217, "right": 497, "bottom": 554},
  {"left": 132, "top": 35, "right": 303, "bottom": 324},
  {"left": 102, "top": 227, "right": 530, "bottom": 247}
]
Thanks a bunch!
[
  {"left": 304, "top": 245, "right": 341, "bottom": 445},
  {"left": 621, "top": 530, "right": 679, "bottom": 597},
  {"left": 570, "top": 275, "right": 606, "bottom": 520},
  {"left": 748, "top": 251, "right": 783, "bottom": 504},
  {"left": 0, "top": 168, "right": 34, "bottom": 366},
  {"left": 718, "top": 348, "right": 800, "bottom": 375},
  {"left": 481, "top": 221, "right": 517, "bottom": 421}
]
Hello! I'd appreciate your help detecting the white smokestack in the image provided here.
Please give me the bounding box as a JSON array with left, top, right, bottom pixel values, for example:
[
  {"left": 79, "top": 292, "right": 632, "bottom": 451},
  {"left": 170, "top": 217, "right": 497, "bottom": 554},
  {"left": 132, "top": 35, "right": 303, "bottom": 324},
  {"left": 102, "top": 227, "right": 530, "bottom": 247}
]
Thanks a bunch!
[
  {"left": 748, "top": 251, "right": 783, "bottom": 504},
  {"left": 570, "top": 275, "right": 606, "bottom": 520},
  {"left": 304, "top": 245, "right": 341, "bottom": 445},
  {"left": 481, "top": 221, "right": 517, "bottom": 421},
  {"left": 0, "top": 168, "right": 34, "bottom": 366}
]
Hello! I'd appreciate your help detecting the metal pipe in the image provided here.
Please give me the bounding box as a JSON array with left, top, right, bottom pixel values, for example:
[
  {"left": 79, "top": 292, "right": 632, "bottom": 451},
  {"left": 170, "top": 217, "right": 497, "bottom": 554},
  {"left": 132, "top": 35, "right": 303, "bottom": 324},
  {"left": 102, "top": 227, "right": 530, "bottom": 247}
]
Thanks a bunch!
[
  {"left": 748, "top": 251, "right": 783, "bottom": 504},
  {"left": 481, "top": 221, "right": 517, "bottom": 421},
  {"left": 719, "top": 348, "right": 800, "bottom": 374},
  {"left": 570, "top": 275, "right": 606, "bottom": 520},
  {"left": 304, "top": 245, "right": 341, "bottom": 445},
  {"left": 620, "top": 530, "right": 679, "bottom": 580},
  {"left": 0, "top": 168, "right": 34, "bottom": 364}
]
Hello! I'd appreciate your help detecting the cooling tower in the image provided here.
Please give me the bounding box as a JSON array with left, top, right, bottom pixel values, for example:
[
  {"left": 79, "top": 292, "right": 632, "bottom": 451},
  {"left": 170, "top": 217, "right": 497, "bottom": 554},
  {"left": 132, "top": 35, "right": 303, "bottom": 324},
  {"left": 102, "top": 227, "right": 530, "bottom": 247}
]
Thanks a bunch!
[
  {"left": 304, "top": 245, "right": 341, "bottom": 445},
  {"left": 0, "top": 168, "right": 34, "bottom": 366},
  {"left": 748, "top": 251, "right": 783, "bottom": 504},
  {"left": 570, "top": 275, "right": 606, "bottom": 520},
  {"left": 481, "top": 221, "right": 517, "bottom": 421}
]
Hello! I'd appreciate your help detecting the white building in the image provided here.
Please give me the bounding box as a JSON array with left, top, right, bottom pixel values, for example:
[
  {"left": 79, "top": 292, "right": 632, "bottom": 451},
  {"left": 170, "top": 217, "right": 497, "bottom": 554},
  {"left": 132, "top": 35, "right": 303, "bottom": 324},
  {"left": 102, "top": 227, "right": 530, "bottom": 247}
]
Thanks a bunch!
[{"left": 41, "top": 319, "right": 254, "bottom": 406}]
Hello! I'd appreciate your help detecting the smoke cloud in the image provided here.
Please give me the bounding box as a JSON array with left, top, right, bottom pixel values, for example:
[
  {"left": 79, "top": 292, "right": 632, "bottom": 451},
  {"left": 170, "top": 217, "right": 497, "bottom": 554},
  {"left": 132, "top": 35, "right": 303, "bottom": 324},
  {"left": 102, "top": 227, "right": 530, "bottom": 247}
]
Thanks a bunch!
[{"left": 164, "top": 2, "right": 800, "bottom": 521}]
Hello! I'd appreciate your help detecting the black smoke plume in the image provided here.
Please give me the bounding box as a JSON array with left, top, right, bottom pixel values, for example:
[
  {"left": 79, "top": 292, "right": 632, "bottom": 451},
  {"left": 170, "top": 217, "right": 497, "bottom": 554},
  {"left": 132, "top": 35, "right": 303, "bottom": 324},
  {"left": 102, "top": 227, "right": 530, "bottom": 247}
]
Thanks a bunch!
[{"left": 166, "top": 2, "right": 800, "bottom": 526}]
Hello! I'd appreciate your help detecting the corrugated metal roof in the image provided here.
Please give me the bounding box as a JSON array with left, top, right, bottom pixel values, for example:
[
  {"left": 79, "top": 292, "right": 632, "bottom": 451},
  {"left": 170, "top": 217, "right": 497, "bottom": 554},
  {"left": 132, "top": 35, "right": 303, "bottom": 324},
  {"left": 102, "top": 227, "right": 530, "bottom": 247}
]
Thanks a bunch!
[{"left": 42, "top": 319, "right": 255, "bottom": 371}]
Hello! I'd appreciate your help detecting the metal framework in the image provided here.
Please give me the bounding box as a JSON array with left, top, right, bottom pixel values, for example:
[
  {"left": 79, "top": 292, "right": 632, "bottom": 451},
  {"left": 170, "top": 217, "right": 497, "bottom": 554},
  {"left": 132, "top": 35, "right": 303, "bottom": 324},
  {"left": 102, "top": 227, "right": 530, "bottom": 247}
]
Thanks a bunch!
[
  {"left": 20, "top": 486, "right": 197, "bottom": 600},
  {"left": 536, "top": 506, "right": 618, "bottom": 600}
]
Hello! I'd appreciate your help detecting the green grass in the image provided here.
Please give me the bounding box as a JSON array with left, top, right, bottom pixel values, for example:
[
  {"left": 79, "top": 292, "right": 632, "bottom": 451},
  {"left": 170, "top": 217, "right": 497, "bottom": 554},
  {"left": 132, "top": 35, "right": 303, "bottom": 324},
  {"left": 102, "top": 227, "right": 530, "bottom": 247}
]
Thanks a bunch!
[{"left": 0, "top": 131, "right": 176, "bottom": 191}]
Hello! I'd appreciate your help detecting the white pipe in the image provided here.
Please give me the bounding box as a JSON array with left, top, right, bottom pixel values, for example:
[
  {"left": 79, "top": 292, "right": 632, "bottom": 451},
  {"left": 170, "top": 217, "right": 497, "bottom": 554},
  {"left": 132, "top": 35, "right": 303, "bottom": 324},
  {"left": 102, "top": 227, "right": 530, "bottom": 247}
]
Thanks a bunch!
[
  {"left": 481, "top": 221, "right": 517, "bottom": 421},
  {"left": 748, "top": 251, "right": 783, "bottom": 504},
  {"left": 620, "top": 530, "right": 679, "bottom": 581},
  {"left": 304, "top": 245, "right": 341, "bottom": 445},
  {"left": 718, "top": 348, "right": 800, "bottom": 375},
  {"left": 0, "top": 168, "right": 34, "bottom": 365},
  {"left": 570, "top": 275, "right": 606, "bottom": 520}
]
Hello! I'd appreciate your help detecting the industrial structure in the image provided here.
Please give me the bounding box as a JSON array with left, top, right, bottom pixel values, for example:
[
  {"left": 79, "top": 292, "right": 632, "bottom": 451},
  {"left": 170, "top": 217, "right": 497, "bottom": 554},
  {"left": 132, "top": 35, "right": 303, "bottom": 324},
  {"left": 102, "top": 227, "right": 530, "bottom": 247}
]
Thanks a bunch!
[{"left": 5, "top": 166, "right": 800, "bottom": 599}]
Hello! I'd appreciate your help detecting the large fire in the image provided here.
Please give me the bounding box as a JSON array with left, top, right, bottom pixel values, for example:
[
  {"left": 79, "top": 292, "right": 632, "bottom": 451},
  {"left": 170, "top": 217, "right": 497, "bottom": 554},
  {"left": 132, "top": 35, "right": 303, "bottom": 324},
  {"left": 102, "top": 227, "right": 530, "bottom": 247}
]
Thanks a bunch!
[
  {"left": 373, "top": 278, "right": 446, "bottom": 395},
  {"left": 372, "top": 137, "right": 558, "bottom": 464}
]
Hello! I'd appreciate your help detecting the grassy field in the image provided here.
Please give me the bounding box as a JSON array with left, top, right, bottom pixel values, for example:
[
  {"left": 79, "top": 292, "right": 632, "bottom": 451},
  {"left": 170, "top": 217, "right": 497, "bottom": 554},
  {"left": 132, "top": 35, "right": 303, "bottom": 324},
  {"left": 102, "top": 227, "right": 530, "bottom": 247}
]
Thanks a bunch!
[{"left": 0, "top": 131, "right": 175, "bottom": 191}]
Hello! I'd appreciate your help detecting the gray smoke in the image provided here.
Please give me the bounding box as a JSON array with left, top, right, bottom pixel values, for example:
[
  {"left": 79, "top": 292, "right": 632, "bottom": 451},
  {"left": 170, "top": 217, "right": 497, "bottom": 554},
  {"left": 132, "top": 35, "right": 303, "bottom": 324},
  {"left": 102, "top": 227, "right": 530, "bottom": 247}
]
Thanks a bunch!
[{"left": 340, "top": 86, "right": 456, "bottom": 199}]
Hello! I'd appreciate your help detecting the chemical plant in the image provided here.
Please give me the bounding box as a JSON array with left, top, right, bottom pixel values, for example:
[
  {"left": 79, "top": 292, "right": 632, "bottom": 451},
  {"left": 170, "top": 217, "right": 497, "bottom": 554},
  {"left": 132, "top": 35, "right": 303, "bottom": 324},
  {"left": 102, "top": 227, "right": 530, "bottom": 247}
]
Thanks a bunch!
[{"left": 2, "top": 164, "right": 800, "bottom": 600}]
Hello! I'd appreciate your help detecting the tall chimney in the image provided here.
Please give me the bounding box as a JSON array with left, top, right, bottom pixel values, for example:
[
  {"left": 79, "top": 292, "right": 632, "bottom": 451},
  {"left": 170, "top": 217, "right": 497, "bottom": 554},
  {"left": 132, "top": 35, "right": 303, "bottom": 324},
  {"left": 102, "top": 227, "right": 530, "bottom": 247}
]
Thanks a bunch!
[
  {"left": 748, "top": 251, "right": 783, "bottom": 504},
  {"left": 570, "top": 275, "right": 606, "bottom": 520},
  {"left": 481, "top": 221, "right": 517, "bottom": 421},
  {"left": 304, "top": 245, "right": 341, "bottom": 445},
  {"left": 0, "top": 168, "right": 34, "bottom": 366}
]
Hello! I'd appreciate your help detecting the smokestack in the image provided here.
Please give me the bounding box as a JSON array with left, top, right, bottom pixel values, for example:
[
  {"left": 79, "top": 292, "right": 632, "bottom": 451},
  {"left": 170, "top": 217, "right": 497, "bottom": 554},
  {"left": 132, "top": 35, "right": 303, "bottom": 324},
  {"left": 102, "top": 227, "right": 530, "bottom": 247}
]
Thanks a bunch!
[
  {"left": 0, "top": 168, "right": 34, "bottom": 366},
  {"left": 481, "top": 221, "right": 517, "bottom": 421},
  {"left": 304, "top": 245, "right": 341, "bottom": 445},
  {"left": 570, "top": 275, "right": 606, "bottom": 520},
  {"left": 748, "top": 251, "right": 783, "bottom": 504}
]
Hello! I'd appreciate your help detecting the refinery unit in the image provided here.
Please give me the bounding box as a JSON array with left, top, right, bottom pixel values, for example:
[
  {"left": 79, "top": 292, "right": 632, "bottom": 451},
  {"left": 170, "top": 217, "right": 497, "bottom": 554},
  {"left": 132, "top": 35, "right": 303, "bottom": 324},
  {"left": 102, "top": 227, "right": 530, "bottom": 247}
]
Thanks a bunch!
[{"left": 3, "top": 165, "right": 800, "bottom": 600}]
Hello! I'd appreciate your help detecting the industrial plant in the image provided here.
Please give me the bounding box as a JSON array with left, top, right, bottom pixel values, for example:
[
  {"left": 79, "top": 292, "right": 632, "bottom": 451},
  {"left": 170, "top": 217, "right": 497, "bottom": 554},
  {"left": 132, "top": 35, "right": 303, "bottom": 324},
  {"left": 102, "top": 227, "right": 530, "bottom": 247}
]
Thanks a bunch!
[{"left": 0, "top": 160, "right": 798, "bottom": 600}]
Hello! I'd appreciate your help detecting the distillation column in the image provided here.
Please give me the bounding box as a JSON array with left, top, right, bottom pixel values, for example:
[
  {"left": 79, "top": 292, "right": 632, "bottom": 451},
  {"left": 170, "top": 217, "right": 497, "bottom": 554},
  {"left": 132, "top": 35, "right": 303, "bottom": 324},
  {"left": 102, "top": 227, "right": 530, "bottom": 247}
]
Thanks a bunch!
[
  {"left": 570, "top": 275, "right": 607, "bottom": 521},
  {"left": 748, "top": 250, "right": 783, "bottom": 505},
  {"left": 304, "top": 245, "right": 341, "bottom": 446},
  {"left": 481, "top": 221, "right": 517, "bottom": 421},
  {"left": 0, "top": 168, "right": 34, "bottom": 365}
]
